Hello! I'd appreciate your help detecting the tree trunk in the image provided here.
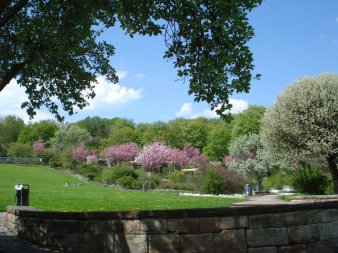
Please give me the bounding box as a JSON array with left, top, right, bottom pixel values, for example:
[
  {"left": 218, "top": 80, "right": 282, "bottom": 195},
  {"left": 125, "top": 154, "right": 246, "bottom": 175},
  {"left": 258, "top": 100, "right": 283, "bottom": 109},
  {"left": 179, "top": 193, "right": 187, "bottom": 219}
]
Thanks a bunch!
[{"left": 327, "top": 156, "right": 338, "bottom": 194}]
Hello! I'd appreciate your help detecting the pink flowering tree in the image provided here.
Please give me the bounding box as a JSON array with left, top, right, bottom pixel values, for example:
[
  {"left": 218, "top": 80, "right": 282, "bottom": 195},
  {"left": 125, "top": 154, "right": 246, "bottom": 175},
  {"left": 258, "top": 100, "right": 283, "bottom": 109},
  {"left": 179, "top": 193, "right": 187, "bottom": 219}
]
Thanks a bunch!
[
  {"left": 183, "top": 145, "right": 200, "bottom": 160},
  {"left": 104, "top": 143, "right": 138, "bottom": 166},
  {"left": 72, "top": 142, "right": 89, "bottom": 163},
  {"left": 33, "top": 139, "right": 45, "bottom": 157},
  {"left": 223, "top": 155, "right": 236, "bottom": 168},
  {"left": 137, "top": 142, "right": 170, "bottom": 171},
  {"left": 190, "top": 154, "right": 210, "bottom": 169},
  {"left": 167, "top": 148, "right": 189, "bottom": 169},
  {"left": 87, "top": 154, "right": 97, "bottom": 164}
]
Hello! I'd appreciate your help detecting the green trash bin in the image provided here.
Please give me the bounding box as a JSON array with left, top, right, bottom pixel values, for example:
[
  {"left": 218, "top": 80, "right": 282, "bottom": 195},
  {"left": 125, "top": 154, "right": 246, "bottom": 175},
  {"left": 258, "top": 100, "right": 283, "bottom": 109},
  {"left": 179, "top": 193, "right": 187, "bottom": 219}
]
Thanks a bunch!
[{"left": 15, "top": 184, "right": 29, "bottom": 206}]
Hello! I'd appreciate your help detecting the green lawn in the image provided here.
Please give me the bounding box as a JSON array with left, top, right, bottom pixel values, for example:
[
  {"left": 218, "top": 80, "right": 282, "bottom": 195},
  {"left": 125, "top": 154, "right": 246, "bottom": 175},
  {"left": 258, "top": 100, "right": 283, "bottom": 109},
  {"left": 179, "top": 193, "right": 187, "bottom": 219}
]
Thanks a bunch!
[{"left": 0, "top": 164, "right": 242, "bottom": 212}]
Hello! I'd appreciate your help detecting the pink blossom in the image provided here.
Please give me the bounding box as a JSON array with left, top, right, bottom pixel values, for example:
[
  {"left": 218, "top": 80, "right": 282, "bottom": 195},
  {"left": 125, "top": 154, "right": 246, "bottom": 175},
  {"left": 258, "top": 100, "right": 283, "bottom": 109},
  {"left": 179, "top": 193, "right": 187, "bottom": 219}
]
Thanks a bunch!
[
  {"left": 72, "top": 142, "right": 89, "bottom": 163},
  {"left": 223, "top": 155, "right": 236, "bottom": 167},
  {"left": 105, "top": 143, "right": 139, "bottom": 163},
  {"left": 183, "top": 145, "right": 200, "bottom": 160},
  {"left": 87, "top": 154, "right": 97, "bottom": 163},
  {"left": 137, "top": 142, "right": 169, "bottom": 171},
  {"left": 167, "top": 148, "right": 189, "bottom": 169},
  {"left": 33, "top": 139, "right": 45, "bottom": 157},
  {"left": 190, "top": 154, "right": 209, "bottom": 169}
]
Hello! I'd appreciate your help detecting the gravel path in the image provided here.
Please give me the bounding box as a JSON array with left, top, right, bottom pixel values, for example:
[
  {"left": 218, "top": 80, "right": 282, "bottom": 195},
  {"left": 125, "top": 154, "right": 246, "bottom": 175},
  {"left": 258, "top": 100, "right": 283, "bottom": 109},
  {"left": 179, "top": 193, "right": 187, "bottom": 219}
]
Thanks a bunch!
[
  {"left": 0, "top": 213, "right": 60, "bottom": 253},
  {"left": 232, "top": 194, "right": 289, "bottom": 206}
]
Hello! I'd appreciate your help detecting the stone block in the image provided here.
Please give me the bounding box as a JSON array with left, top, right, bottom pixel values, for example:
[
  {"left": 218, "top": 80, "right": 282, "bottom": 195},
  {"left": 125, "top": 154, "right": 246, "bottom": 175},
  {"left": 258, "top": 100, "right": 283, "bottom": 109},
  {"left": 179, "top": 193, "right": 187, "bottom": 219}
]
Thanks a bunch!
[
  {"left": 308, "top": 209, "right": 338, "bottom": 223},
  {"left": 45, "top": 220, "right": 86, "bottom": 233},
  {"left": 214, "top": 229, "right": 247, "bottom": 253},
  {"left": 273, "top": 211, "right": 308, "bottom": 227},
  {"left": 318, "top": 221, "right": 338, "bottom": 240},
  {"left": 140, "top": 218, "right": 167, "bottom": 233},
  {"left": 278, "top": 244, "right": 307, "bottom": 253},
  {"left": 288, "top": 224, "right": 318, "bottom": 243},
  {"left": 307, "top": 239, "right": 338, "bottom": 253},
  {"left": 247, "top": 228, "right": 287, "bottom": 247},
  {"left": 200, "top": 217, "right": 219, "bottom": 233},
  {"left": 86, "top": 220, "right": 118, "bottom": 232},
  {"left": 249, "top": 214, "right": 273, "bottom": 228},
  {"left": 248, "top": 247, "right": 277, "bottom": 253},
  {"left": 149, "top": 234, "right": 181, "bottom": 253},
  {"left": 48, "top": 233, "right": 92, "bottom": 248},
  {"left": 65, "top": 248, "right": 94, "bottom": 253},
  {"left": 17, "top": 226, "right": 37, "bottom": 242},
  {"left": 92, "top": 233, "right": 114, "bottom": 252},
  {"left": 168, "top": 218, "right": 199, "bottom": 234},
  {"left": 115, "top": 234, "right": 147, "bottom": 253},
  {"left": 220, "top": 216, "right": 248, "bottom": 229},
  {"left": 181, "top": 234, "right": 214, "bottom": 253}
]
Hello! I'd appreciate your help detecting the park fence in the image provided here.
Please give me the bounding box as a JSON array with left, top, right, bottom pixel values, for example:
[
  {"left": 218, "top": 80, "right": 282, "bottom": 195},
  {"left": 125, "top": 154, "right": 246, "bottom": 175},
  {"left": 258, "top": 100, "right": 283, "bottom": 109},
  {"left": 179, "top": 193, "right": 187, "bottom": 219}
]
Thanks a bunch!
[{"left": 0, "top": 157, "right": 43, "bottom": 164}]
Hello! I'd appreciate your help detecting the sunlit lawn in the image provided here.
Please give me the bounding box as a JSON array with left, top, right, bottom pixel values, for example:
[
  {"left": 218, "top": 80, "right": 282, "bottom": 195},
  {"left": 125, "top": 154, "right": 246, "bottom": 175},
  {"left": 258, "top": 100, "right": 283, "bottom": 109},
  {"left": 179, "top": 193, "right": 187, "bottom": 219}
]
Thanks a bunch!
[{"left": 0, "top": 164, "right": 243, "bottom": 212}]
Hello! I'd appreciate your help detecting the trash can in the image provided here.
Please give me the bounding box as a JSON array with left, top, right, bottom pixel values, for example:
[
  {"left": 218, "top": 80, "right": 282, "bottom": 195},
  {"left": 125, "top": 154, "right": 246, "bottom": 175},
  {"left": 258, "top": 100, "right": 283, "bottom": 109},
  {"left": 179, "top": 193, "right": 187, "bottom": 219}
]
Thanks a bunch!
[
  {"left": 15, "top": 184, "right": 29, "bottom": 206},
  {"left": 142, "top": 183, "right": 147, "bottom": 192},
  {"left": 244, "top": 184, "right": 253, "bottom": 197}
]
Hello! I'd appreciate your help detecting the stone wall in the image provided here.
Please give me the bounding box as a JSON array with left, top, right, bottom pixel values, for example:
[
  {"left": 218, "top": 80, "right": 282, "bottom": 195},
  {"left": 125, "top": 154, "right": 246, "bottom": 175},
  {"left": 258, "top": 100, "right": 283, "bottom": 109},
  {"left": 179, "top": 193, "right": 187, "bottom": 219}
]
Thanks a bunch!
[{"left": 5, "top": 202, "right": 338, "bottom": 253}]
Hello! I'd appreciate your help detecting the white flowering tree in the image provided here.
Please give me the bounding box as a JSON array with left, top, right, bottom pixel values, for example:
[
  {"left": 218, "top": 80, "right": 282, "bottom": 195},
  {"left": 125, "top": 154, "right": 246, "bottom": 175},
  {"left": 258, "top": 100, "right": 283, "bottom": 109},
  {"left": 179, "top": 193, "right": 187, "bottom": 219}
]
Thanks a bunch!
[
  {"left": 227, "top": 134, "right": 273, "bottom": 191},
  {"left": 260, "top": 73, "right": 338, "bottom": 193}
]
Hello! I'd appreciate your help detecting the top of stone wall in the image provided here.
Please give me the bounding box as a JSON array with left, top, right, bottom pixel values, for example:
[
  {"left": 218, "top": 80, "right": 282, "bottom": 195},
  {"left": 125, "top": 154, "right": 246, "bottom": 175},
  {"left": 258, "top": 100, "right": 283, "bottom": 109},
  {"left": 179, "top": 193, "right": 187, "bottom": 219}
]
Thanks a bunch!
[{"left": 7, "top": 201, "right": 338, "bottom": 220}]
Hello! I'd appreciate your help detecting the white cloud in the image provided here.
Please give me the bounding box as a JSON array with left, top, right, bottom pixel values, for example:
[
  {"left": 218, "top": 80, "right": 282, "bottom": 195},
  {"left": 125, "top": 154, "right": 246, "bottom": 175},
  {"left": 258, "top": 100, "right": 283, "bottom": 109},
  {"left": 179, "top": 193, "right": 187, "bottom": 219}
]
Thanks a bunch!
[
  {"left": 176, "top": 103, "right": 193, "bottom": 117},
  {"left": 86, "top": 76, "right": 143, "bottom": 109},
  {"left": 194, "top": 99, "right": 249, "bottom": 118},
  {"left": 117, "top": 70, "right": 127, "bottom": 80},
  {"left": 0, "top": 79, "right": 54, "bottom": 123}
]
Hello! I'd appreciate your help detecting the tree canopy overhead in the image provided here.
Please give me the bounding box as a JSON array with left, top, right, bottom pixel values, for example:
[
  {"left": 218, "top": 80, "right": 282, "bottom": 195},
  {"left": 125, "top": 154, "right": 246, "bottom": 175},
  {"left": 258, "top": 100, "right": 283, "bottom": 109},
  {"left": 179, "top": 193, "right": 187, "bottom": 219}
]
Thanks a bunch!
[{"left": 0, "top": 0, "right": 262, "bottom": 121}]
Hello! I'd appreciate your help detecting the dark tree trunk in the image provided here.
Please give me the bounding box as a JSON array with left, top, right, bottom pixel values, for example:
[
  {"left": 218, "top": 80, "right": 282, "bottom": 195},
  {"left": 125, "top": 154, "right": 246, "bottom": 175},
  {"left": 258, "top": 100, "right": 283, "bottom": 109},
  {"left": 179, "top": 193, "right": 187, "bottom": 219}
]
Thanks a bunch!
[{"left": 327, "top": 156, "right": 338, "bottom": 194}]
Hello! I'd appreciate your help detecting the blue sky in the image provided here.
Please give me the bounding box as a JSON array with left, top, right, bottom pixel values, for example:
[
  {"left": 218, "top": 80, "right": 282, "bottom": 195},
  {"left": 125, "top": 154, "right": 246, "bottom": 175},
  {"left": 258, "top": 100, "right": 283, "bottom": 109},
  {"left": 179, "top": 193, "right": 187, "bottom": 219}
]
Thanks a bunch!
[{"left": 1, "top": 0, "right": 338, "bottom": 123}]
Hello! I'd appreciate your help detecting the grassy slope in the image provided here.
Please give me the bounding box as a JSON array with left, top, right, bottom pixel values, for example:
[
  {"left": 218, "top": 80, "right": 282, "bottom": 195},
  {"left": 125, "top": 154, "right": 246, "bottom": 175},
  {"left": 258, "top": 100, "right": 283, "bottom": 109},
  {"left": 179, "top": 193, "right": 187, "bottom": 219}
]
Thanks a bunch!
[{"left": 0, "top": 164, "right": 242, "bottom": 212}]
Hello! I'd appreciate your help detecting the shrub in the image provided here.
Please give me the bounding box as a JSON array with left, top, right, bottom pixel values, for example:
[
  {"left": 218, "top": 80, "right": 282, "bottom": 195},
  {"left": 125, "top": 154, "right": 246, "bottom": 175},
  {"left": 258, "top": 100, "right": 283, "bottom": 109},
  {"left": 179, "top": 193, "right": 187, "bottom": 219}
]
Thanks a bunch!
[
  {"left": 117, "top": 176, "right": 142, "bottom": 189},
  {"left": 77, "top": 163, "right": 103, "bottom": 181},
  {"left": 202, "top": 169, "right": 227, "bottom": 195},
  {"left": 145, "top": 175, "right": 161, "bottom": 189},
  {"left": 169, "top": 170, "right": 186, "bottom": 184},
  {"left": 101, "top": 167, "right": 138, "bottom": 185},
  {"left": 292, "top": 166, "right": 331, "bottom": 194},
  {"left": 262, "top": 171, "right": 293, "bottom": 190}
]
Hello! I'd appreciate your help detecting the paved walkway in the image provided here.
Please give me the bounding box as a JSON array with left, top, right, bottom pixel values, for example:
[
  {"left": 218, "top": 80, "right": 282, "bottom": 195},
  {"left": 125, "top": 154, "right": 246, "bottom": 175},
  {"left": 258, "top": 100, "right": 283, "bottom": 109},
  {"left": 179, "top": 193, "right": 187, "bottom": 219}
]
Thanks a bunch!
[
  {"left": 0, "top": 213, "right": 60, "bottom": 253},
  {"left": 232, "top": 194, "right": 289, "bottom": 206}
]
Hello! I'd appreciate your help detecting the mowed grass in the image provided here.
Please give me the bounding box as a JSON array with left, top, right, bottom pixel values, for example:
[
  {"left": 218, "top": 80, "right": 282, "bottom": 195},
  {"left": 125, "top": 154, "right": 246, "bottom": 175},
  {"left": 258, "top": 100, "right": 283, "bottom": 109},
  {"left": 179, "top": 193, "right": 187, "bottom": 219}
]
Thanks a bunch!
[{"left": 0, "top": 164, "right": 242, "bottom": 212}]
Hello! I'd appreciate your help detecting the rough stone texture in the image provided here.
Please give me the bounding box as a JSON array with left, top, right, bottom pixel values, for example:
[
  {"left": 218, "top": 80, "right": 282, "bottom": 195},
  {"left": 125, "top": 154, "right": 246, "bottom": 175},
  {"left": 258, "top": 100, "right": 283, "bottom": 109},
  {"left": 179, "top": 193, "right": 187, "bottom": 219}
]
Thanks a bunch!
[
  {"left": 199, "top": 217, "right": 219, "bottom": 233},
  {"left": 278, "top": 244, "right": 307, "bottom": 253},
  {"left": 247, "top": 247, "right": 277, "bottom": 253},
  {"left": 149, "top": 234, "right": 181, "bottom": 253},
  {"left": 308, "top": 208, "right": 338, "bottom": 223},
  {"left": 92, "top": 233, "right": 114, "bottom": 252},
  {"left": 288, "top": 224, "right": 318, "bottom": 244},
  {"left": 140, "top": 219, "right": 167, "bottom": 234},
  {"left": 181, "top": 234, "right": 214, "bottom": 253},
  {"left": 168, "top": 218, "right": 199, "bottom": 234},
  {"left": 115, "top": 234, "right": 147, "bottom": 253},
  {"left": 214, "top": 229, "right": 247, "bottom": 253},
  {"left": 47, "top": 232, "right": 92, "bottom": 248},
  {"left": 247, "top": 228, "right": 288, "bottom": 247},
  {"left": 4, "top": 202, "right": 338, "bottom": 253},
  {"left": 249, "top": 214, "right": 274, "bottom": 228},
  {"left": 318, "top": 221, "right": 338, "bottom": 240},
  {"left": 219, "top": 216, "right": 247, "bottom": 229},
  {"left": 273, "top": 211, "right": 309, "bottom": 227}
]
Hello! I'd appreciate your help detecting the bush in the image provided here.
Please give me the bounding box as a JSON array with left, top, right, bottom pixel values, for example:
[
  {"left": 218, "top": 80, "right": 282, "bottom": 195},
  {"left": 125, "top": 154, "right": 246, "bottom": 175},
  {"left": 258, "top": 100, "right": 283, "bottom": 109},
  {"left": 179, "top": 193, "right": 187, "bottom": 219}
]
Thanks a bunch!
[
  {"left": 202, "top": 169, "right": 227, "bottom": 195},
  {"left": 101, "top": 167, "right": 138, "bottom": 185},
  {"left": 292, "top": 166, "right": 331, "bottom": 195},
  {"left": 262, "top": 171, "right": 293, "bottom": 190},
  {"left": 117, "top": 176, "right": 142, "bottom": 189},
  {"left": 169, "top": 170, "right": 186, "bottom": 184},
  {"left": 145, "top": 175, "right": 161, "bottom": 189},
  {"left": 77, "top": 163, "right": 103, "bottom": 181},
  {"left": 159, "top": 181, "right": 196, "bottom": 191}
]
